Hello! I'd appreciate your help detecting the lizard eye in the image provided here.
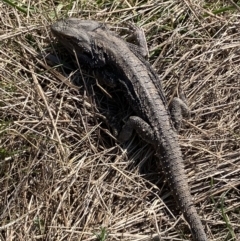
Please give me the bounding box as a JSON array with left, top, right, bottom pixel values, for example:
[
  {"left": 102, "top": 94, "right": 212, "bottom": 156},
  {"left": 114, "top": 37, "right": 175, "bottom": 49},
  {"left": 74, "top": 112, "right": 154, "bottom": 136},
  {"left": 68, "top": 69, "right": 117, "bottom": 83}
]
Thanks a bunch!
[{"left": 77, "top": 42, "right": 92, "bottom": 55}]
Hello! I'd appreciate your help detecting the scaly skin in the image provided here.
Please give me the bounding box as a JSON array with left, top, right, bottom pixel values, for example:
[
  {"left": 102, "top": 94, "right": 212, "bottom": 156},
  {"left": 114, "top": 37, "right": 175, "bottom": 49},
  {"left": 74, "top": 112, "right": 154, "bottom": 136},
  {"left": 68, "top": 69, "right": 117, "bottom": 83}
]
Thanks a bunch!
[{"left": 51, "top": 18, "right": 208, "bottom": 241}]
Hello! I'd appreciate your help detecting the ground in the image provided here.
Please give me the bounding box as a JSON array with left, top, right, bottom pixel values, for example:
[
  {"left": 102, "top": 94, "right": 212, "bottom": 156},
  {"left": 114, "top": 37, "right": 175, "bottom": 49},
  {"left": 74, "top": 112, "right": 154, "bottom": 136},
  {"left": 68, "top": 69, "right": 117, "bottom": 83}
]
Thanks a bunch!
[{"left": 0, "top": 1, "right": 240, "bottom": 241}]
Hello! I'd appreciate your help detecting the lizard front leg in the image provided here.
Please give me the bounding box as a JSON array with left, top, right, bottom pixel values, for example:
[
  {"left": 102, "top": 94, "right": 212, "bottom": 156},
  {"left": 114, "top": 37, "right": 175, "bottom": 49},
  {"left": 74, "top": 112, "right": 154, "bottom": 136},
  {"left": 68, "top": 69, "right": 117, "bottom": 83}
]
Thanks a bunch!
[{"left": 125, "top": 24, "right": 149, "bottom": 59}]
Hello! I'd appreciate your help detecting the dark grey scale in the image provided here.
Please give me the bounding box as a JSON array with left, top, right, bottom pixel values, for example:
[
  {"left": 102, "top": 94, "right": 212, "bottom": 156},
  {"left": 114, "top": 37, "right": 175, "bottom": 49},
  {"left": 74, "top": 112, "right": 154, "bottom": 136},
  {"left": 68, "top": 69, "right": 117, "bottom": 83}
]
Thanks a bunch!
[{"left": 51, "top": 18, "right": 208, "bottom": 241}]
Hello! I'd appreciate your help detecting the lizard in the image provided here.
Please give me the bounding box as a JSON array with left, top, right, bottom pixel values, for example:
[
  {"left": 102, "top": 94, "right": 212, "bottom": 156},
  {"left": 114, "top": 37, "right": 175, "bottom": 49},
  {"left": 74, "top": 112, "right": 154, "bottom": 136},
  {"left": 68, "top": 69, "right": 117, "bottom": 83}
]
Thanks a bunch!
[{"left": 51, "top": 18, "right": 208, "bottom": 241}]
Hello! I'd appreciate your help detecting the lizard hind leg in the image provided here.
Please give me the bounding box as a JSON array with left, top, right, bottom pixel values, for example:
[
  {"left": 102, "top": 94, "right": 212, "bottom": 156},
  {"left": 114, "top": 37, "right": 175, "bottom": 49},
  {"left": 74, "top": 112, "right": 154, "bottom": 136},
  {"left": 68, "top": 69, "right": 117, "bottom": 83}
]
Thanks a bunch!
[
  {"left": 169, "top": 84, "right": 190, "bottom": 132},
  {"left": 118, "top": 116, "right": 155, "bottom": 145}
]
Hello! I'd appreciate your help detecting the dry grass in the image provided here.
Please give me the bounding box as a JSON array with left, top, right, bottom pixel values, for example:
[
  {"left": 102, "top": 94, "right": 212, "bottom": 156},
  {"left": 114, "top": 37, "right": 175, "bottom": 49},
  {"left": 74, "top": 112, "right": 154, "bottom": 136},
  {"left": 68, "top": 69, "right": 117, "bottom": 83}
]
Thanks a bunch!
[{"left": 0, "top": 0, "right": 240, "bottom": 241}]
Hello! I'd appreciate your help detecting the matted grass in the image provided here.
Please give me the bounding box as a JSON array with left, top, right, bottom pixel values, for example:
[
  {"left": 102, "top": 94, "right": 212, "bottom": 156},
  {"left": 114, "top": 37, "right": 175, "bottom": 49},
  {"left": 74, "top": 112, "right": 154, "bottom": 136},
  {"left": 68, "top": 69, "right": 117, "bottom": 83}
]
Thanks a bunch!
[{"left": 0, "top": 1, "right": 239, "bottom": 240}]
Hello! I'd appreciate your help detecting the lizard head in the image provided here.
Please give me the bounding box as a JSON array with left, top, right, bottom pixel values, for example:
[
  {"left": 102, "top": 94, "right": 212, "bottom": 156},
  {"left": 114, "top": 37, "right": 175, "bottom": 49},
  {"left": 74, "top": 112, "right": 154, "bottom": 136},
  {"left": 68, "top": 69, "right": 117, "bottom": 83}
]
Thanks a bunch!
[{"left": 51, "top": 18, "right": 106, "bottom": 66}]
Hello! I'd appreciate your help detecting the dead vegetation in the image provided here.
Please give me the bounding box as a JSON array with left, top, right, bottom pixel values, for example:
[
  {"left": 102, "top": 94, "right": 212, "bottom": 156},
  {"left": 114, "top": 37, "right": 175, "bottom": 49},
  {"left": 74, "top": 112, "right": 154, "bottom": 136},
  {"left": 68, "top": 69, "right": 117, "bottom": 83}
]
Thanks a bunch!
[{"left": 0, "top": 0, "right": 240, "bottom": 240}]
